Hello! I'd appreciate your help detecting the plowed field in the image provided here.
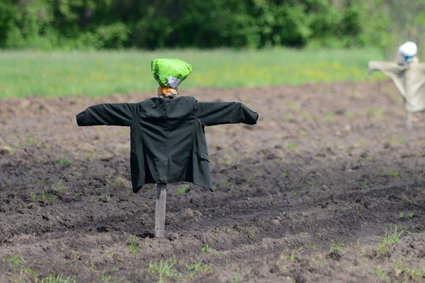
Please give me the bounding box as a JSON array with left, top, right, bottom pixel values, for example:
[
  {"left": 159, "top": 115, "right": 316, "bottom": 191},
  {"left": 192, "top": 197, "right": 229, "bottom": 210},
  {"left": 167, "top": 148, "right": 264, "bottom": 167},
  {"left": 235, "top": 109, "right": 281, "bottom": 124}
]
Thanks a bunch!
[{"left": 1, "top": 81, "right": 424, "bottom": 282}]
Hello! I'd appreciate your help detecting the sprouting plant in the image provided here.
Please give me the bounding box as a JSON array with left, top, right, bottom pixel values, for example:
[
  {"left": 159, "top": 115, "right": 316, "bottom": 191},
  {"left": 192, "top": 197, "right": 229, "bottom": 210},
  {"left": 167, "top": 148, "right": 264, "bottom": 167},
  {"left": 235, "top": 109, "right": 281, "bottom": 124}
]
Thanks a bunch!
[
  {"left": 386, "top": 227, "right": 404, "bottom": 244},
  {"left": 355, "top": 239, "right": 361, "bottom": 248},
  {"left": 350, "top": 140, "right": 364, "bottom": 148},
  {"left": 29, "top": 193, "right": 38, "bottom": 202},
  {"left": 51, "top": 176, "right": 67, "bottom": 192},
  {"left": 374, "top": 266, "right": 388, "bottom": 280},
  {"left": 101, "top": 273, "right": 112, "bottom": 281},
  {"left": 376, "top": 241, "right": 390, "bottom": 255},
  {"left": 129, "top": 237, "right": 141, "bottom": 256},
  {"left": 282, "top": 113, "right": 294, "bottom": 121},
  {"left": 288, "top": 102, "right": 301, "bottom": 111},
  {"left": 323, "top": 112, "right": 336, "bottom": 121},
  {"left": 300, "top": 110, "right": 313, "bottom": 121},
  {"left": 20, "top": 267, "right": 39, "bottom": 280},
  {"left": 57, "top": 159, "right": 73, "bottom": 166},
  {"left": 390, "top": 135, "right": 406, "bottom": 146},
  {"left": 368, "top": 107, "right": 384, "bottom": 119},
  {"left": 201, "top": 245, "right": 211, "bottom": 253},
  {"left": 108, "top": 177, "right": 130, "bottom": 188},
  {"left": 393, "top": 260, "right": 425, "bottom": 281},
  {"left": 379, "top": 170, "right": 400, "bottom": 177},
  {"left": 400, "top": 211, "right": 415, "bottom": 218},
  {"left": 38, "top": 273, "right": 76, "bottom": 283},
  {"left": 285, "top": 142, "right": 301, "bottom": 153},
  {"left": 285, "top": 247, "right": 303, "bottom": 262},
  {"left": 38, "top": 192, "right": 57, "bottom": 203},
  {"left": 222, "top": 157, "right": 234, "bottom": 166},
  {"left": 2, "top": 255, "right": 24, "bottom": 264},
  {"left": 346, "top": 111, "right": 360, "bottom": 121},
  {"left": 86, "top": 264, "right": 96, "bottom": 272},
  {"left": 285, "top": 143, "right": 296, "bottom": 149},
  {"left": 176, "top": 184, "right": 190, "bottom": 195},
  {"left": 230, "top": 272, "right": 243, "bottom": 283},
  {"left": 376, "top": 226, "right": 404, "bottom": 254},
  {"left": 186, "top": 259, "right": 213, "bottom": 273},
  {"left": 118, "top": 146, "right": 129, "bottom": 154},
  {"left": 330, "top": 243, "right": 343, "bottom": 252},
  {"left": 360, "top": 183, "right": 369, "bottom": 190},
  {"left": 246, "top": 231, "right": 254, "bottom": 239},
  {"left": 21, "top": 136, "right": 36, "bottom": 148},
  {"left": 218, "top": 226, "right": 230, "bottom": 233},
  {"left": 98, "top": 195, "right": 112, "bottom": 202},
  {"left": 148, "top": 258, "right": 179, "bottom": 283},
  {"left": 82, "top": 151, "right": 95, "bottom": 159}
]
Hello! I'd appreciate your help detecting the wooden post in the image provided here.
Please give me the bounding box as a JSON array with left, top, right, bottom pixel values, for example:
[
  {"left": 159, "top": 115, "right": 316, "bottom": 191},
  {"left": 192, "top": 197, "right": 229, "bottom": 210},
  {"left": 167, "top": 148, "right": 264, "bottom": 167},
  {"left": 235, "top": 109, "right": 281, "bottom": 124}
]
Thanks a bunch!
[
  {"left": 155, "top": 183, "right": 167, "bottom": 238},
  {"left": 406, "top": 112, "right": 412, "bottom": 130}
]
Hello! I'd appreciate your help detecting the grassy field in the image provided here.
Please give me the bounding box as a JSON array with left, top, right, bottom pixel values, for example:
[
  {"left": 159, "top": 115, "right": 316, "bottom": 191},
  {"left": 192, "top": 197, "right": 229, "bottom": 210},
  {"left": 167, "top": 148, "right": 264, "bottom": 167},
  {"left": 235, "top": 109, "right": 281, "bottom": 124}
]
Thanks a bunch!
[{"left": 0, "top": 48, "right": 386, "bottom": 98}]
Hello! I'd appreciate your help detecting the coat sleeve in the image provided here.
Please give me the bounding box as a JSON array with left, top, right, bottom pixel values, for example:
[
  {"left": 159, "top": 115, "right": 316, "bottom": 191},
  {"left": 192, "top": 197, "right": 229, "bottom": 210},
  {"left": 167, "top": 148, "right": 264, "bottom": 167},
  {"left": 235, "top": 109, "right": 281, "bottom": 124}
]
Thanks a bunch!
[
  {"left": 76, "top": 103, "right": 136, "bottom": 126},
  {"left": 368, "top": 61, "right": 404, "bottom": 75},
  {"left": 197, "top": 102, "right": 259, "bottom": 126}
]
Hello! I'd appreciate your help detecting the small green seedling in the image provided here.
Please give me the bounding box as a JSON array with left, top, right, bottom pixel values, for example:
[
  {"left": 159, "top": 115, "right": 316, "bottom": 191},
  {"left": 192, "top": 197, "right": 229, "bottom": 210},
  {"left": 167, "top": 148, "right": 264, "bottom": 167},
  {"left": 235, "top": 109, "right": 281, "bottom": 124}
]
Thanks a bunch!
[
  {"left": 51, "top": 177, "right": 67, "bottom": 192},
  {"left": 201, "top": 245, "right": 211, "bottom": 253},
  {"left": 230, "top": 272, "right": 243, "bottom": 283},
  {"left": 38, "top": 273, "right": 76, "bottom": 283},
  {"left": 389, "top": 135, "right": 406, "bottom": 146},
  {"left": 186, "top": 259, "right": 213, "bottom": 273},
  {"left": 101, "top": 273, "right": 112, "bottom": 281},
  {"left": 2, "top": 255, "right": 24, "bottom": 264},
  {"left": 286, "top": 247, "right": 303, "bottom": 262},
  {"left": 376, "top": 226, "right": 404, "bottom": 254},
  {"left": 148, "top": 258, "right": 179, "bottom": 283},
  {"left": 379, "top": 170, "right": 400, "bottom": 177},
  {"left": 57, "top": 159, "right": 73, "bottom": 166},
  {"left": 330, "top": 243, "right": 343, "bottom": 252},
  {"left": 129, "top": 237, "right": 141, "bottom": 256},
  {"left": 176, "top": 184, "right": 190, "bottom": 195},
  {"left": 374, "top": 266, "right": 388, "bottom": 280}
]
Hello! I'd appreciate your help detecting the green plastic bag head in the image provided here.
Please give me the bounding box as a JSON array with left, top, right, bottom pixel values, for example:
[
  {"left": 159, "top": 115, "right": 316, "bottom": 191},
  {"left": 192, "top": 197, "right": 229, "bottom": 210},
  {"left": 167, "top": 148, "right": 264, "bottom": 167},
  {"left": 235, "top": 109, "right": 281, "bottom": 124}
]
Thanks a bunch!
[{"left": 151, "top": 58, "right": 192, "bottom": 89}]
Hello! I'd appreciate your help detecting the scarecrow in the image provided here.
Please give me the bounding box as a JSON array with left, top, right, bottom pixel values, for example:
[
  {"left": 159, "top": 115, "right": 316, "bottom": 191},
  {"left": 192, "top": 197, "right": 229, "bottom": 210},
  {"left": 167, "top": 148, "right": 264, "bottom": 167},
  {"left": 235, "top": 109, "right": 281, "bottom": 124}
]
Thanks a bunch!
[
  {"left": 76, "top": 58, "right": 259, "bottom": 237},
  {"left": 368, "top": 41, "right": 425, "bottom": 128}
]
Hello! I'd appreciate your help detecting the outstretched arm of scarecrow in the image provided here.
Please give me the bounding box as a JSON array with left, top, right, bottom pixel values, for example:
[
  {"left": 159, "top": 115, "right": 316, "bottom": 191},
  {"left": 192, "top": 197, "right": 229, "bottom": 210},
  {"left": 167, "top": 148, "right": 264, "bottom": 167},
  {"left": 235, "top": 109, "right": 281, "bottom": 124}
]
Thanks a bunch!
[
  {"left": 368, "top": 61, "right": 404, "bottom": 76},
  {"left": 197, "top": 102, "right": 259, "bottom": 126},
  {"left": 76, "top": 103, "right": 136, "bottom": 126}
]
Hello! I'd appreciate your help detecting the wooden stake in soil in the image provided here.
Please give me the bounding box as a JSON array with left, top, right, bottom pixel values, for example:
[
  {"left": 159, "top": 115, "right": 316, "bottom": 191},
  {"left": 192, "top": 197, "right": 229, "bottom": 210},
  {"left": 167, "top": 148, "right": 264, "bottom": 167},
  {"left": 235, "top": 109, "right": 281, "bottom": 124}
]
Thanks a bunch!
[
  {"left": 155, "top": 183, "right": 167, "bottom": 238},
  {"left": 406, "top": 112, "right": 412, "bottom": 130}
]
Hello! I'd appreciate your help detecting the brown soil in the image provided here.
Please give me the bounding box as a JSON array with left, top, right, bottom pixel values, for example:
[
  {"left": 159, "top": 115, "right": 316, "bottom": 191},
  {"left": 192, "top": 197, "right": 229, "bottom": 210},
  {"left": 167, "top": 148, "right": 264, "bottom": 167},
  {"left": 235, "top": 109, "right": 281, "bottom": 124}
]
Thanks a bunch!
[{"left": 1, "top": 80, "right": 425, "bottom": 282}]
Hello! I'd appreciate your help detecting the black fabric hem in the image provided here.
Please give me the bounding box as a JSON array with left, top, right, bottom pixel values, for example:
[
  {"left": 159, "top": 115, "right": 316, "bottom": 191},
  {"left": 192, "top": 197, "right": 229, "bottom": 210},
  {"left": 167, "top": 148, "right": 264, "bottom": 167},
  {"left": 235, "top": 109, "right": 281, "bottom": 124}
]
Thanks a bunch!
[{"left": 132, "top": 180, "right": 212, "bottom": 193}]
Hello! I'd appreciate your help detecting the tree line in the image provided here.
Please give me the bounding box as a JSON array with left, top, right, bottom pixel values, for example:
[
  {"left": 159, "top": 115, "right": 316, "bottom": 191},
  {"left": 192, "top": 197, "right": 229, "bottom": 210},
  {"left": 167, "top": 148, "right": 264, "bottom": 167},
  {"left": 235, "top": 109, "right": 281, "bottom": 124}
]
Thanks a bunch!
[{"left": 0, "top": 0, "right": 424, "bottom": 53}]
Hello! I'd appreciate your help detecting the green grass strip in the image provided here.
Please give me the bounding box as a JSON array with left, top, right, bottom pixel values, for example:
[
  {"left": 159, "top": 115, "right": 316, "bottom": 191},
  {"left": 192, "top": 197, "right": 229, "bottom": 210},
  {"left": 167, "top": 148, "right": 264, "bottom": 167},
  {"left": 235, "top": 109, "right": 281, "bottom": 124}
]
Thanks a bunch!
[{"left": 0, "top": 48, "right": 385, "bottom": 98}]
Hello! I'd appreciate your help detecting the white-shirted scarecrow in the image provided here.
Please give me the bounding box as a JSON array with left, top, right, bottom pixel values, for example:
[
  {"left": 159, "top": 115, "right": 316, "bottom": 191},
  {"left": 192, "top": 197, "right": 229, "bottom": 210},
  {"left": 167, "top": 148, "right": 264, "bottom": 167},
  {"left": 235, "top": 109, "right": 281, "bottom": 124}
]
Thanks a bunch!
[{"left": 368, "top": 41, "right": 425, "bottom": 128}]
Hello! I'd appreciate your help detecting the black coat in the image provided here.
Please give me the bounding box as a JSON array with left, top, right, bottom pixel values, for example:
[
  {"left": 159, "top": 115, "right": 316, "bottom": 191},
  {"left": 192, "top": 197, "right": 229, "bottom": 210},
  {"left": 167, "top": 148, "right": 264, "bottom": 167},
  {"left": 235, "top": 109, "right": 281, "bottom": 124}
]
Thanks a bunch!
[{"left": 76, "top": 96, "right": 258, "bottom": 192}]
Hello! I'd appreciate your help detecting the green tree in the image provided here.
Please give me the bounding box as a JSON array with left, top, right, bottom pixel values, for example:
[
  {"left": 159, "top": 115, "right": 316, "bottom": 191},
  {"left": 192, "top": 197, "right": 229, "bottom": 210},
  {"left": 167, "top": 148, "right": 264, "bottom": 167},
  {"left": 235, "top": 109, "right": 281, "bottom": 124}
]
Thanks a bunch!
[
  {"left": 0, "top": 0, "right": 16, "bottom": 47},
  {"left": 0, "top": 0, "right": 418, "bottom": 51}
]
